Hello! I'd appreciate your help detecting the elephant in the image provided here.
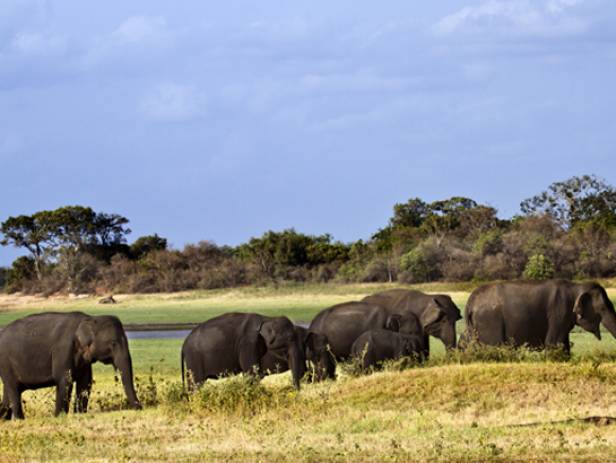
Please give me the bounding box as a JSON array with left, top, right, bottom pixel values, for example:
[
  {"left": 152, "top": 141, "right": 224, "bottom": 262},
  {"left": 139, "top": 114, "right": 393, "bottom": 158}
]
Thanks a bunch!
[
  {"left": 461, "top": 280, "right": 616, "bottom": 353},
  {"left": 309, "top": 301, "right": 424, "bottom": 363},
  {"left": 351, "top": 330, "right": 425, "bottom": 371},
  {"left": 0, "top": 312, "right": 141, "bottom": 420},
  {"left": 361, "top": 289, "right": 462, "bottom": 357},
  {"left": 260, "top": 326, "right": 336, "bottom": 381},
  {"left": 181, "top": 312, "right": 306, "bottom": 390}
]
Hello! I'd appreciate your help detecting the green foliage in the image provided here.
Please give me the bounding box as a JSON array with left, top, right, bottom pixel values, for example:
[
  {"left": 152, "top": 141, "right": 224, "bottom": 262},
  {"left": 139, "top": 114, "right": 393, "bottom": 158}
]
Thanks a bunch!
[
  {"left": 238, "top": 229, "right": 349, "bottom": 281},
  {"left": 390, "top": 197, "right": 429, "bottom": 229},
  {"left": 186, "top": 375, "right": 294, "bottom": 417},
  {"left": 400, "top": 248, "right": 430, "bottom": 282},
  {"left": 399, "top": 243, "right": 441, "bottom": 283},
  {"left": 523, "top": 254, "right": 555, "bottom": 280},
  {"left": 520, "top": 174, "right": 616, "bottom": 228},
  {"left": 473, "top": 230, "right": 503, "bottom": 256},
  {"left": 130, "top": 234, "right": 168, "bottom": 259},
  {"left": 5, "top": 256, "right": 36, "bottom": 293},
  {"left": 0, "top": 266, "right": 6, "bottom": 290}
]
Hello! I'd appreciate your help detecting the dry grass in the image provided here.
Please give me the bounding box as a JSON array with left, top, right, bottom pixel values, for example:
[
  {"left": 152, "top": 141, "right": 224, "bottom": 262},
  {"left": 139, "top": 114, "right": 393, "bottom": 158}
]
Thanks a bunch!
[
  {"left": 0, "top": 283, "right": 472, "bottom": 326},
  {"left": 1, "top": 360, "right": 616, "bottom": 462}
]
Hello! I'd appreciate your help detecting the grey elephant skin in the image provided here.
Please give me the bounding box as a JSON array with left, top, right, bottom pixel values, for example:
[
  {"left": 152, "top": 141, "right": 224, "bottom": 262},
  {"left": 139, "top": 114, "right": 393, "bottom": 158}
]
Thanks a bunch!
[
  {"left": 309, "top": 301, "right": 424, "bottom": 362},
  {"left": 351, "top": 329, "right": 425, "bottom": 370},
  {"left": 260, "top": 326, "right": 336, "bottom": 381},
  {"left": 181, "top": 313, "right": 306, "bottom": 389},
  {"left": 0, "top": 312, "right": 141, "bottom": 420},
  {"left": 461, "top": 280, "right": 616, "bottom": 352},
  {"left": 361, "top": 290, "right": 461, "bottom": 357}
]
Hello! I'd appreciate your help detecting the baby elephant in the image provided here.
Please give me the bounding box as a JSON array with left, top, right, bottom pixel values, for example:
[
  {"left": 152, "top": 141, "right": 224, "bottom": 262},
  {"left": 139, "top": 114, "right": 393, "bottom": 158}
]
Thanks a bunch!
[{"left": 350, "top": 330, "right": 424, "bottom": 371}]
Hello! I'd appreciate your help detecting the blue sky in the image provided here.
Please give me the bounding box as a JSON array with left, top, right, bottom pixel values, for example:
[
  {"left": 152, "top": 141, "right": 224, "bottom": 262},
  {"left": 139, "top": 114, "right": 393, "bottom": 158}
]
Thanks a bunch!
[{"left": 1, "top": 0, "right": 615, "bottom": 265}]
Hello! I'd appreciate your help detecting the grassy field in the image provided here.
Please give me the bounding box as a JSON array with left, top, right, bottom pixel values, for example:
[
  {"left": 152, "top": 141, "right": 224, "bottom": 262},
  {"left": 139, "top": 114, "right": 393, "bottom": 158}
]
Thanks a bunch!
[
  {"left": 1, "top": 336, "right": 615, "bottom": 461},
  {"left": 0, "top": 283, "right": 473, "bottom": 326},
  {"left": 1, "top": 284, "right": 616, "bottom": 461}
]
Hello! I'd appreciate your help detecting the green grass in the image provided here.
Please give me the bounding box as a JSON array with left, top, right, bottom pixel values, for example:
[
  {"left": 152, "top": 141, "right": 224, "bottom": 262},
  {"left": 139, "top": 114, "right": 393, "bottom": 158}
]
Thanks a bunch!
[
  {"left": 1, "top": 284, "right": 616, "bottom": 461},
  {"left": 2, "top": 338, "right": 616, "bottom": 461}
]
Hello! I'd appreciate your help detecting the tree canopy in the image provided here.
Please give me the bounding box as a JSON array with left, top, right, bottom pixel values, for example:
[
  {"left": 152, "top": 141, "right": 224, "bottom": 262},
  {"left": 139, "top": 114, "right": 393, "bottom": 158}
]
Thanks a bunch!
[{"left": 520, "top": 175, "right": 616, "bottom": 229}]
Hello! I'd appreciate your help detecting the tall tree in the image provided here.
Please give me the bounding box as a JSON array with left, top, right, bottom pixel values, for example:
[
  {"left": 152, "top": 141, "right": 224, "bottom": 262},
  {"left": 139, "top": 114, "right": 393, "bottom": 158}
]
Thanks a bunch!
[
  {"left": 520, "top": 175, "right": 616, "bottom": 228},
  {"left": 0, "top": 212, "right": 57, "bottom": 280}
]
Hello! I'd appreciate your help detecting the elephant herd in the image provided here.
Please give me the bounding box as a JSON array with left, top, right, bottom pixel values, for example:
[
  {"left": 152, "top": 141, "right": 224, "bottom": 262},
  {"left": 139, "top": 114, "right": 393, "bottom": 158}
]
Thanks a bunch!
[{"left": 1, "top": 279, "right": 616, "bottom": 420}]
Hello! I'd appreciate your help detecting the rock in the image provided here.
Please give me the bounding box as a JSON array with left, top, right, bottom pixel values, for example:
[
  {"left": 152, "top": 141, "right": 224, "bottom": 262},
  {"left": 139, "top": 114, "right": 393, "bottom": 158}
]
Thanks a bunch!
[{"left": 98, "top": 295, "right": 117, "bottom": 304}]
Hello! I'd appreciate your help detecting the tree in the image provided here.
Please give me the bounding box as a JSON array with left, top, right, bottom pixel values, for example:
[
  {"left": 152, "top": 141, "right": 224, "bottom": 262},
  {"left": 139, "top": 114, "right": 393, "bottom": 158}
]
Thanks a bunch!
[
  {"left": 390, "top": 198, "right": 429, "bottom": 228},
  {"left": 520, "top": 175, "right": 616, "bottom": 229},
  {"left": 0, "top": 212, "right": 57, "bottom": 280},
  {"left": 523, "top": 254, "right": 555, "bottom": 280},
  {"left": 131, "top": 234, "right": 168, "bottom": 259},
  {"left": 5, "top": 256, "right": 36, "bottom": 293},
  {"left": 0, "top": 266, "right": 7, "bottom": 290}
]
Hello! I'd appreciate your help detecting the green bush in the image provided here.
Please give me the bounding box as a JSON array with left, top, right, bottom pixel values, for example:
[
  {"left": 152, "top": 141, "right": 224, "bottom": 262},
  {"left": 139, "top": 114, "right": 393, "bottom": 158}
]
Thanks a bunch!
[
  {"left": 473, "top": 230, "right": 503, "bottom": 256},
  {"left": 523, "top": 254, "right": 555, "bottom": 280},
  {"left": 399, "top": 247, "right": 434, "bottom": 283}
]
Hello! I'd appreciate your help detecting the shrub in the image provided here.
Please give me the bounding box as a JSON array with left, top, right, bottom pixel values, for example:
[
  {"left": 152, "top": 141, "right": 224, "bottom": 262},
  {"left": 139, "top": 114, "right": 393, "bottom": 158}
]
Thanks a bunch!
[
  {"left": 5, "top": 256, "right": 37, "bottom": 293},
  {"left": 187, "top": 375, "right": 295, "bottom": 417},
  {"left": 523, "top": 254, "right": 555, "bottom": 280},
  {"left": 473, "top": 230, "right": 503, "bottom": 256},
  {"left": 0, "top": 267, "right": 6, "bottom": 291}
]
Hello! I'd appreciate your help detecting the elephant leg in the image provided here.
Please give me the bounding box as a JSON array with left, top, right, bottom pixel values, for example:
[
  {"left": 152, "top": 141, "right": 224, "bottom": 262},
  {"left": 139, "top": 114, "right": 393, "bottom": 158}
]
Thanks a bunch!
[
  {"left": 546, "top": 328, "right": 570, "bottom": 355},
  {"left": 238, "top": 333, "right": 263, "bottom": 376},
  {"left": 0, "top": 384, "right": 13, "bottom": 420},
  {"left": 54, "top": 374, "right": 73, "bottom": 416},
  {"left": 422, "top": 334, "right": 430, "bottom": 359},
  {"left": 74, "top": 365, "right": 93, "bottom": 413},
  {"left": 5, "top": 382, "right": 24, "bottom": 420}
]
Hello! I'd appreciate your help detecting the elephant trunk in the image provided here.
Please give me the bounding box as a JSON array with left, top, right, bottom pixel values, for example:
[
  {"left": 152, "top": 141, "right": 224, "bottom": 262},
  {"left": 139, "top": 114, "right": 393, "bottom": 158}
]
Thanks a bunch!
[
  {"left": 113, "top": 342, "right": 142, "bottom": 410},
  {"left": 318, "top": 351, "right": 336, "bottom": 381},
  {"left": 440, "top": 322, "right": 457, "bottom": 350},
  {"left": 601, "top": 310, "right": 616, "bottom": 339},
  {"left": 287, "top": 342, "right": 306, "bottom": 390}
]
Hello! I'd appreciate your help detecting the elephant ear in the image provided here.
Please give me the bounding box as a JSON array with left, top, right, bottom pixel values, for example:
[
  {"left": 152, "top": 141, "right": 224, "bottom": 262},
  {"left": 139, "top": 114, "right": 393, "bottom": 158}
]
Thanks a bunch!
[
  {"left": 75, "top": 319, "right": 95, "bottom": 363},
  {"left": 420, "top": 299, "right": 444, "bottom": 328},
  {"left": 385, "top": 314, "right": 401, "bottom": 332},
  {"left": 258, "top": 320, "right": 278, "bottom": 348},
  {"left": 574, "top": 292, "right": 602, "bottom": 340}
]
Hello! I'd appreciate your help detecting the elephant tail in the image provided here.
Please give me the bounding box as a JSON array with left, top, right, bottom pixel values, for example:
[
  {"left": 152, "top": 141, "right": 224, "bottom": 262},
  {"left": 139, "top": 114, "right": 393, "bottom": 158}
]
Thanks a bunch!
[{"left": 181, "top": 349, "right": 186, "bottom": 390}]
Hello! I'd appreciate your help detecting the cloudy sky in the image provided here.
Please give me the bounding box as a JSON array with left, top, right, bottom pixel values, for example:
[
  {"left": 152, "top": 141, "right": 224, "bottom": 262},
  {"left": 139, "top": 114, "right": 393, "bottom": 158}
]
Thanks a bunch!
[{"left": 1, "top": 0, "right": 615, "bottom": 264}]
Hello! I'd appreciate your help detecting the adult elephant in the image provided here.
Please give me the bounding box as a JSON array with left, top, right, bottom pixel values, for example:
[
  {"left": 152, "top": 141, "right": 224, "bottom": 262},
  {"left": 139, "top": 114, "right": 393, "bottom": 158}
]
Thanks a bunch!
[
  {"left": 461, "top": 280, "right": 616, "bottom": 352},
  {"left": 0, "top": 312, "right": 141, "bottom": 420},
  {"left": 309, "top": 301, "right": 424, "bottom": 362},
  {"left": 260, "top": 326, "right": 336, "bottom": 381},
  {"left": 361, "top": 289, "right": 462, "bottom": 357},
  {"left": 182, "top": 313, "right": 306, "bottom": 390}
]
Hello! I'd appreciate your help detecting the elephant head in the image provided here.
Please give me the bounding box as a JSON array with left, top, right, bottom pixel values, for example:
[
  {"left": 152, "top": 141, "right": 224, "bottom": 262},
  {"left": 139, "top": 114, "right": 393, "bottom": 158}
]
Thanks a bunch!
[
  {"left": 304, "top": 331, "right": 336, "bottom": 381},
  {"left": 420, "top": 296, "right": 461, "bottom": 349},
  {"left": 573, "top": 284, "right": 616, "bottom": 340},
  {"left": 75, "top": 316, "right": 141, "bottom": 409},
  {"left": 258, "top": 316, "right": 306, "bottom": 389},
  {"left": 401, "top": 335, "right": 425, "bottom": 362},
  {"left": 386, "top": 313, "right": 422, "bottom": 335}
]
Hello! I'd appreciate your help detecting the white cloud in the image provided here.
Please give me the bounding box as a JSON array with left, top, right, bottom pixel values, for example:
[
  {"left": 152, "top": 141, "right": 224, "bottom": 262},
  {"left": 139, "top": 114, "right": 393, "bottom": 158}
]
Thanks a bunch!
[
  {"left": 140, "top": 83, "right": 206, "bottom": 121},
  {"left": 81, "top": 15, "right": 174, "bottom": 71},
  {"left": 300, "top": 69, "right": 414, "bottom": 93},
  {"left": 9, "top": 31, "right": 66, "bottom": 55},
  {"left": 111, "top": 16, "right": 169, "bottom": 45},
  {"left": 434, "top": 0, "right": 588, "bottom": 37}
]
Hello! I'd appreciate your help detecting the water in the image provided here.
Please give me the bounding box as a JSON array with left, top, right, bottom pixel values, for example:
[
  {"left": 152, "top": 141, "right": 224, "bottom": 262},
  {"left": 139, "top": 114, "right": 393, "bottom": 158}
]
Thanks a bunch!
[{"left": 126, "top": 329, "right": 191, "bottom": 340}]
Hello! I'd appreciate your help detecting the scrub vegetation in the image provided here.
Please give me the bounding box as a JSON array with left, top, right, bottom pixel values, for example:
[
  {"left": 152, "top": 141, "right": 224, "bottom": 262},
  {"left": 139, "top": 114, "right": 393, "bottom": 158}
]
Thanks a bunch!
[{"left": 3, "top": 175, "right": 616, "bottom": 296}]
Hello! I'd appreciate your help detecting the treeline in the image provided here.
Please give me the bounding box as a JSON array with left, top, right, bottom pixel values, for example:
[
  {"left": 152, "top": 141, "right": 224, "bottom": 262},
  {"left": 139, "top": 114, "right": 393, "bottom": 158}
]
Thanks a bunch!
[{"left": 2, "top": 175, "right": 616, "bottom": 295}]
